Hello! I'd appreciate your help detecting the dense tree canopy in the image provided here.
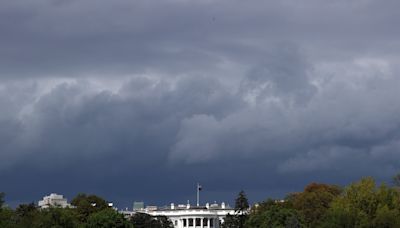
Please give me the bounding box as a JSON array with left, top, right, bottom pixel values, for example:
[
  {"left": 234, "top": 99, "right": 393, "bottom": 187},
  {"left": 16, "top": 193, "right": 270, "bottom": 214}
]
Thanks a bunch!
[
  {"left": 71, "top": 193, "right": 109, "bottom": 222},
  {"left": 245, "top": 199, "right": 302, "bottom": 228},
  {"left": 235, "top": 190, "right": 250, "bottom": 212},
  {"left": 14, "top": 203, "right": 39, "bottom": 227},
  {"left": 0, "top": 193, "right": 129, "bottom": 227},
  {"left": 3, "top": 175, "right": 400, "bottom": 227},
  {"left": 130, "top": 213, "right": 173, "bottom": 228},
  {"left": 0, "top": 192, "right": 4, "bottom": 208},
  {"left": 392, "top": 173, "right": 400, "bottom": 187},
  {"left": 223, "top": 190, "right": 250, "bottom": 228},
  {"left": 244, "top": 176, "right": 400, "bottom": 228},
  {"left": 321, "top": 177, "right": 400, "bottom": 228},
  {"left": 292, "top": 183, "right": 342, "bottom": 227},
  {"left": 86, "top": 208, "right": 131, "bottom": 228},
  {"left": 33, "top": 207, "right": 81, "bottom": 228},
  {"left": 222, "top": 213, "right": 241, "bottom": 228}
]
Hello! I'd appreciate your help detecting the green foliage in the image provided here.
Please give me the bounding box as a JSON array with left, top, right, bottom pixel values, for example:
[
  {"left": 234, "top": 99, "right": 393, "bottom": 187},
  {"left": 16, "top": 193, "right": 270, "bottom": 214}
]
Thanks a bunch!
[
  {"left": 0, "top": 192, "right": 4, "bottom": 208},
  {"left": 86, "top": 208, "right": 132, "bottom": 228},
  {"left": 292, "top": 183, "right": 342, "bottom": 227},
  {"left": 321, "top": 177, "right": 400, "bottom": 228},
  {"left": 4, "top": 175, "right": 400, "bottom": 228},
  {"left": 33, "top": 207, "right": 81, "bottom": 228},
  {"left": 14, "top": 203, "right": 40, "bottom": 227},
  {"left": 223, "top": 190, "right": 250, "bottom": 228},
  {"left": 0, "top": 207, "right": 18, "bottom": 228},
  {"left": 154, "top": 216, "right": 174, "bottom": 228},
  {"left": 245, "top": 199, "right": 303, "bottom": 228},
  {"left": 235, "top": 190, "right": 250, "bottom": 212},
  {"left": 130, "top": 212, "right": 154, "bottom": 227},
  {"left": 373, "top": 205, "right": 400, "bottom": 228},
  {"left": 222, "top": 213, "right": 241, "bottom": 228},
  {"left": 319, "top": 207, "right": 357, "bottom": 228},
  {"left": 130, "top": 212, "right": 173, "bottom": 228},
  {"left": 392, "top": 173, "right": 400, "bottom": 187},
  {"left": 3, "top": 204, "right": 81, "bottom": 228},
  {"left": 0, "top": 193, "right": 133, "bottom": 227},
  {"left": 15, "top": 202, "right": 37, "bottom": 217},
  {"left": 71, "top": 193, "right": 109, "bottom": 222}
]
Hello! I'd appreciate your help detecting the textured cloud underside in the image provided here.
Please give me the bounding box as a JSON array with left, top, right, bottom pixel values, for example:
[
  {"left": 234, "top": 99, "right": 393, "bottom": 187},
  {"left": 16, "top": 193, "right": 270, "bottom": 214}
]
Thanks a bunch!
[{"left": 1, "top": 0, "right": 400, "bottom": 206}]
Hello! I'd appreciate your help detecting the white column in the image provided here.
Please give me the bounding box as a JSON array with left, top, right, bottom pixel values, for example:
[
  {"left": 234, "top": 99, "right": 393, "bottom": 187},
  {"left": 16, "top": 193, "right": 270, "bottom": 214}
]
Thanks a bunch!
[{"left": 201, "top": 217, "right": 203, "bottom": 228}]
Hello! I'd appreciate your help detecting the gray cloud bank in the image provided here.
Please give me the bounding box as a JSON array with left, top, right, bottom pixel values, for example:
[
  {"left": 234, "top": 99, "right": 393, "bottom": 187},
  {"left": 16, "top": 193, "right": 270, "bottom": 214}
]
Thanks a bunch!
[{"left": 1, "top": 0, "right": 400, "bottom": 207}]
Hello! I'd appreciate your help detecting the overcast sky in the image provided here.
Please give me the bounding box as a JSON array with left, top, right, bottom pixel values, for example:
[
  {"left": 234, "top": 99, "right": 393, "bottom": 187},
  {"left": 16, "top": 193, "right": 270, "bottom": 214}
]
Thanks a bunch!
[{"left": 2, "top": 0, "right": 400, "bottom": 208}]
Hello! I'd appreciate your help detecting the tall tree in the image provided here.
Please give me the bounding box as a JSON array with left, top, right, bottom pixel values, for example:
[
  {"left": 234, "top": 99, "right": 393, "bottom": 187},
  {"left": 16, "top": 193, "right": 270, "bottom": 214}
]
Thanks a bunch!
[
  {"left": 14, "top": 203, "right": 39, "bottom": 227},
  {"left": 222, "top": 213, "right": 240, "bottom": 228},
  {"left": 223, "top": 190, "right": 250, "bottom": 228},
  {"left": 0, "top": 193, "right": 15, "bottom": 228},
  {"left": 245, "top": 199, "right": 302, "bottom": 228},
  {"left": 292, "top": 183, "right": 342, "bottom": 227},
  {"left": 321, "top": 177, "right": 400, "bottom": 227},
  {"left": 0, "top": 207, "right": 16, "bottom": 228},
  {"left": 0, "top": 192, "right": 4, "bottom": 208},
  {"left": 236, "top": 190, "right": 249, "bottom": 228},
  {"left": 130, "top": 212, "right": 172, "bottom": 228},
  {"left": 392, "top": 173, "right": 400, "bottom": 187},
  {"left": 71, "top": 193, "right": 109, "bottom": 222},
  {"left": 15, "top": 203, "right": 37, "bottom": 218},
  {"left": 154, "top": 216, "right": 174, "bottom": 228},
  {"left": 130, "top": 212, "right": 154, "bottom": 228},
  {"left": 33, "top": 207, "right": 80, "bottom": 228},
  {"left": 86, "top": 208, "right": 131, "bottom": 228},
  {"left": 235, "top": 190, "right": 250, "bottom": 212}
]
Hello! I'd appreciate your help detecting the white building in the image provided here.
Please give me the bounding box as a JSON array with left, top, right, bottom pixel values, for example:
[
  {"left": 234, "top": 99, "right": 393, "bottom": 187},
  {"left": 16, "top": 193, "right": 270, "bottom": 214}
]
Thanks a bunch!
[
  {"left": 122, "top": 202, "right": 235, "bottom": 228},
  {"left": 38, "top": 193, "right": 71, "bottom": 209}
]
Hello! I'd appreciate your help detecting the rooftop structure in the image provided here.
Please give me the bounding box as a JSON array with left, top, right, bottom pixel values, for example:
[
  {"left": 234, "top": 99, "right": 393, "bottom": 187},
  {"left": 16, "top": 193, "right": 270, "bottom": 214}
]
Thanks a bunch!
[
  {"left": 133, "top": 201, "right": 144, "bottom": 211},
  {"left": 122, "top": 202, "right": 235, "bottom": 228},
  {"left": 38, "top": 193, "right": 71, "bottom": 209},
  {"left": 120, "top": 184, "right": 237, "bottom": 228}
]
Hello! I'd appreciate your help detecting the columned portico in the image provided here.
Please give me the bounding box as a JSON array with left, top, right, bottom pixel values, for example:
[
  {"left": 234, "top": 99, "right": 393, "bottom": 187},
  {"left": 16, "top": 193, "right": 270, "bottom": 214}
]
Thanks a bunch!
[
  {"left": 133, "top": 202, "right": 233, "bottom": 228},
  {"left": 180, "top": 217, "right": 217, "bottom": 228}
]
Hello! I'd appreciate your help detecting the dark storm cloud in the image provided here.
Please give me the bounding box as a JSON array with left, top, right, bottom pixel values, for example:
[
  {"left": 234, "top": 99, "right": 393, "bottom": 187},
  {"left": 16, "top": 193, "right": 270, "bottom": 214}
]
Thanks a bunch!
[
  {"left": 2, "top": 0, "right": 400, "bottom": 78},
  {"left": 2, "top": 0, "right": 400, "bottom": 207}
]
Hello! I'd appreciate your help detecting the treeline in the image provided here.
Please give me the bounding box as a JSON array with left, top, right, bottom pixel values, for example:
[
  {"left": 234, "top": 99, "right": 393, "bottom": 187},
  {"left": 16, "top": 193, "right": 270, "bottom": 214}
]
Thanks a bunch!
[
  {"left": 0, "top": 193, "right": 172, "bottom": 228},
  {"left": 2, "top": 175, "right": 400, "bottom": 228},
  {"left": 225, "top": 176, "right": 400, "bottom": 228}
]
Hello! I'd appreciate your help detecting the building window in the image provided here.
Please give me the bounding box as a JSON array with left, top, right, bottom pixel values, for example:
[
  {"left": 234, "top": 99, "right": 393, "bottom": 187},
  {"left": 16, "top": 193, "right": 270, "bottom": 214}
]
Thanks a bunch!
[
  {"left": 189, "top": 218, "right": 194, "bottom": 227},
  {"left": 175, "top": 220, "right": 178, "bottom": 226},
  {"left": 203, "top": 218, "right": 208, "bottom": 226},
  {"left": 210, "top": 219, "right": 214, "bottom": 227},
  {"left": 183, "top": 219, "right": 187, "bottom": 226},
  {"left": 196, "top": 218, "right": 201, "bottom": 226}
]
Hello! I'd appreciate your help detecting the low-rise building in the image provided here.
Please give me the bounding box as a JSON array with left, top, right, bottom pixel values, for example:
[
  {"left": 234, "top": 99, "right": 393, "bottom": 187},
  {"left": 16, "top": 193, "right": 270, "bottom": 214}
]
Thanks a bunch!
[
  {"left": 38, "top": 193, "right": 71, "bottom": 209},
  {"left": 123, "top": 202, "right": 235, "bottom": 228}
]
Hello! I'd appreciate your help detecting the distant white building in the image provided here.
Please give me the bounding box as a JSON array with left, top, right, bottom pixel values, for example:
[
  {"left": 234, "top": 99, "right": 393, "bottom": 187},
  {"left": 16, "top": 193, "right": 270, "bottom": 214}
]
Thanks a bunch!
[
  {"left": 38, "top": 193, "right": 71, "bottom": 209},
  {"left": 121, "top": 202, "right": 235, "bottom": 228}
]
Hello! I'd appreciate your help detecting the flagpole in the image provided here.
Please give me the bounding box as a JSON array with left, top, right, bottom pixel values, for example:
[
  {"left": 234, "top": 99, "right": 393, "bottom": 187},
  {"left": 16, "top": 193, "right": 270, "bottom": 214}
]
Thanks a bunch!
[{"left": 196, "top": 183, "right": 199, "bottom": 206}]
